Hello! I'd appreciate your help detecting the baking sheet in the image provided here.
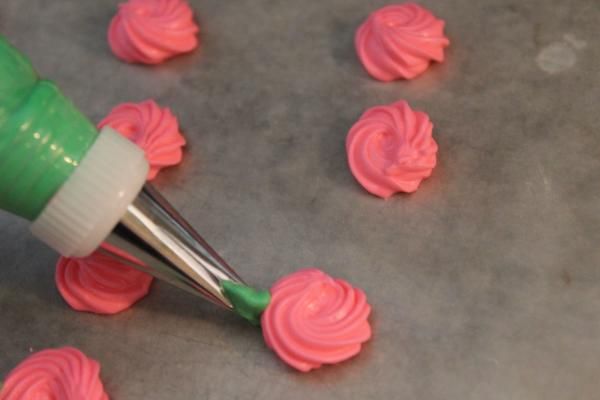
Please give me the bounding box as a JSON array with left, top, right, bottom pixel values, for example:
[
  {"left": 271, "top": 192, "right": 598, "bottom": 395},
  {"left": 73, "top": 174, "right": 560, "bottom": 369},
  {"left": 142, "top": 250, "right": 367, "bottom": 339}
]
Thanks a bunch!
[{"left": 1, "top": 0, "right": 599, "bottom": 398}]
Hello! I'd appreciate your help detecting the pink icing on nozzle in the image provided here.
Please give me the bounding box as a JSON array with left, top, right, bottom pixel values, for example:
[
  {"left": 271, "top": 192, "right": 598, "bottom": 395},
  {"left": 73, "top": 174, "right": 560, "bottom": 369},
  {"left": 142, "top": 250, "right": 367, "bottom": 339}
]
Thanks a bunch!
[
  {"left": 261, "top": 268, "right": 372, "bottom": 372},
  {"left": 0, "top": 347, "right": 109, "bottom": 400},
  {"left": 108, "top": 0, "right": 199, "bottom": 64},
  {"left": 98, "top": 100, "right": 186, "bottom": 181},
  {"left": 346, "top": 100, "right": 438, "bottom": 198},
  {"left": 355, "top": 3, "right": 449, "bottom": 81},
  {"left": 55, "top": 244, "right": 153, "bottom": 315}
]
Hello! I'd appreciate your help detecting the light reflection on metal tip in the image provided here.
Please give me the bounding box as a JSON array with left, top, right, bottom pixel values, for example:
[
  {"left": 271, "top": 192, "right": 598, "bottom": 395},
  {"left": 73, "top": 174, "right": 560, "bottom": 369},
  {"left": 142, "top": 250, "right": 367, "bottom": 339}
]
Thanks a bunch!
[{"left": 101, "top": 184, "right": 245, "bottom": 310}]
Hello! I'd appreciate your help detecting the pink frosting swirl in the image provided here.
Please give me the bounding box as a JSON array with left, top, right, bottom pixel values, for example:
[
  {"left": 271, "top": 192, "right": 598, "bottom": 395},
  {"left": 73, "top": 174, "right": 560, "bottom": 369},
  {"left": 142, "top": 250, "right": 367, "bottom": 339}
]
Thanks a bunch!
[
  {"left": 55, "top": 245, "right": 153, "bottom": 315},
  {"left": 346, "top": 100, "right": 438, "bottom": 198},
  {"left": 108, "top": 0, "right": 199, "bottom": 64},
  {"left": 355, "top": 3, "right": 450, "bottom": 81},
  {"left": 0, "top": 347, "right": 109, "bottom": 400},
  {"left": 261, "top": 268, "right": 372, "bottom": 372},
  {"left": 98, "top": 100, "right": 186, "bottom": 180}
]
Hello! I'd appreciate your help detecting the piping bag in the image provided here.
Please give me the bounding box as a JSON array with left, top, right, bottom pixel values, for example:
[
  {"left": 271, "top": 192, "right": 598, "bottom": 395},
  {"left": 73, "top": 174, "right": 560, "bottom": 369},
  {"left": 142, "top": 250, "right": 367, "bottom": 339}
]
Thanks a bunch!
[{"left": 0, "top": 36, "right": 268, "bottom": 320}]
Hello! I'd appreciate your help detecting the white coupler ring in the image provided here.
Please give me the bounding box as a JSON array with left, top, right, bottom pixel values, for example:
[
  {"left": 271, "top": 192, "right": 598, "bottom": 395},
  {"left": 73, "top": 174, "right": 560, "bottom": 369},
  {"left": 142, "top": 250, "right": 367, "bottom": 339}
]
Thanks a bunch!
[{"left": 31, "top": 127, "right": 149, "bottom": 258}]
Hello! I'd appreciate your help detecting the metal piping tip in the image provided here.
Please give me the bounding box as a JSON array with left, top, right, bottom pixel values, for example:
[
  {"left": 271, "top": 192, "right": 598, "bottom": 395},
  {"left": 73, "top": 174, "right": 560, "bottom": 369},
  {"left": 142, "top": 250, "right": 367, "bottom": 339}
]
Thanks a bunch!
[{"left": 100, "top": 184, "right": 244, "bottom": 310}]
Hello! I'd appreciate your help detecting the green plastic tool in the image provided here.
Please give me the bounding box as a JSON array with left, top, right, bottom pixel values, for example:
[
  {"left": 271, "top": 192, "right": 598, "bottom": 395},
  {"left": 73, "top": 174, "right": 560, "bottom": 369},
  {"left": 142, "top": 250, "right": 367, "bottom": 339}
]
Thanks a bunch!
[{"left": 0, "top": 36, "right": 98, "bottom": 220}]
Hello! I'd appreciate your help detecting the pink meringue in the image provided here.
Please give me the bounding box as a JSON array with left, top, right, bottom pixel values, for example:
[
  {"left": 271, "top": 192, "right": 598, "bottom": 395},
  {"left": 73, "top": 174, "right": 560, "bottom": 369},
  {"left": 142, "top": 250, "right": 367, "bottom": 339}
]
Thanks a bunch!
[
  {"left": 55, "top": 244, "right": 153, "bottom": 315},
  {"left": 109, "top": 0, "right": 199, "bottom": 64},
  {"left": 98, "top": 100, "right": 186, "bottom": 180},
  {"left": 0, "top": 347, "right": 109, "bottom": 400},
  {"left": 261, "top": 268, "right": 372, "bottom": 372},
  {"left": 346, "top": 100, "right": 438, "bottom": 198},
  {"left": 355, "top": 3, "right": 450, "bottom": 81}
]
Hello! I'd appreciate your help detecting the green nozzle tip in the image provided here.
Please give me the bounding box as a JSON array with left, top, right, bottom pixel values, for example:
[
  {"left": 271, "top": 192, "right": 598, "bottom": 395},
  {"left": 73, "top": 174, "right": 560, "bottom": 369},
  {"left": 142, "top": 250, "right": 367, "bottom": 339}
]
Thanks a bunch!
[
  {"left": 0, "top": 36, "right": 98, "bottom": 220},
  {"left": 221, "top": 281, "right": 271, "bottom": 326}
]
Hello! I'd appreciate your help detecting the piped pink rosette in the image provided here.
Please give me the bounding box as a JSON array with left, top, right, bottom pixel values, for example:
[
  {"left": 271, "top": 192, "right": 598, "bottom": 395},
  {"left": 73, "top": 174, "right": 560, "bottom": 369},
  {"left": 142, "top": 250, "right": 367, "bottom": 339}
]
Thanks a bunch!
[
  {"left": 261, "top": 268, "right": 372, "bottom": 372},
  {"left": 0, "top": 347, "right": 109, "bottom": 400},
  {"left": 355, "top": 3, "right": 450, "bottom": 81},
  {"left": 108, "top": 0, "right": 199, "bottom": 64},
  {"left": 346, "top": 100, "right": 438, "bottom": 198},
  {"left": 55, "top": 244, "right": 153, "bottom": 315},
  {"left": 98, "top": 100, "right": 186, "bottom": 181}
]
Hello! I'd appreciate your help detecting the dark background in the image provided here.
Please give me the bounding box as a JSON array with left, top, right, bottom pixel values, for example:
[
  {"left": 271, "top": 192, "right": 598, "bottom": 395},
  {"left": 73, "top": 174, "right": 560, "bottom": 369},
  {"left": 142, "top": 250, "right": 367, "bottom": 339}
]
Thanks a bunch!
[{"left": 1, "top": 0, "right": 599, "bottom": 398}]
